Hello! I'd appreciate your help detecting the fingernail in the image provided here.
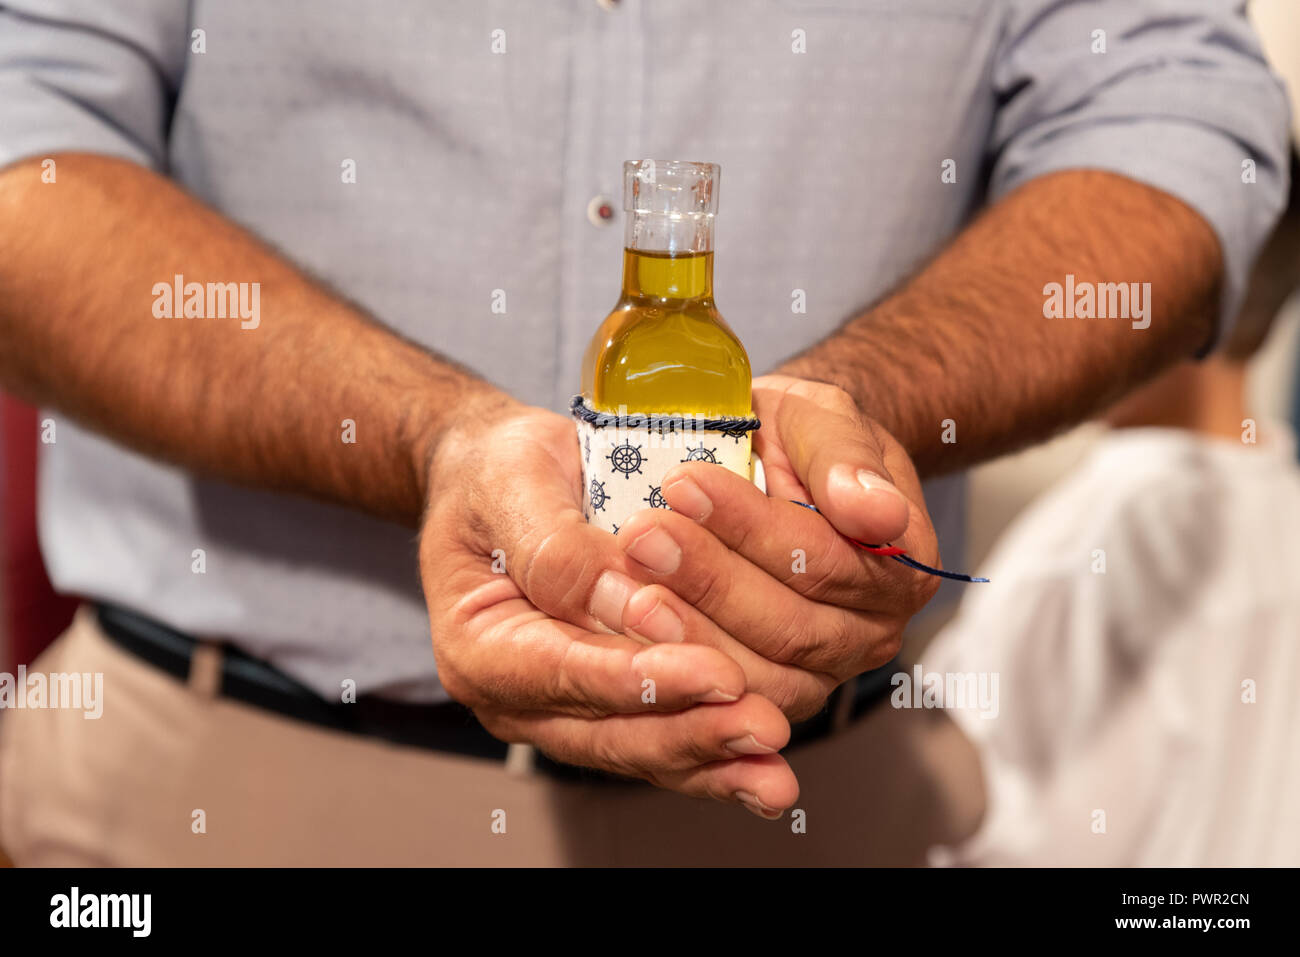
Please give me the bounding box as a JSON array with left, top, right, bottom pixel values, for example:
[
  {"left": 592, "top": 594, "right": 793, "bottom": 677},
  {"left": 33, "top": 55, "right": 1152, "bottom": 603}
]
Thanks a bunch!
[
  {"left": 664, "top": 476, "right": 713, "bottom": 521},
  {"left": 695, "top": 689, "right": 741, "bottom": 703},
  {"left": 855, "top": 468, "right": 906, "bottom": 500},
  {"left": 623, "top": 524, "right": 682, "bottom": 575},
  {"left": 735, "top": 791, "right": 783, "bottom": 820},
  {"left": 588, "top": 570, "right": 637, "bottom": 633},
  {"left": 625, "top": 598, "right": 684, "bottom": 643},
  {"left": 725, "top": 734, "right": 777, "bottom": 756}
]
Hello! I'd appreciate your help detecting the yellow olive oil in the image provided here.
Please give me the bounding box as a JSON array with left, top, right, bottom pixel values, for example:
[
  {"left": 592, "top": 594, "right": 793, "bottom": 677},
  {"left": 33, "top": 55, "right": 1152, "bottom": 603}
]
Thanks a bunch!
[{"left": 582, "top": 248, "right": 752, "bottom": 417}]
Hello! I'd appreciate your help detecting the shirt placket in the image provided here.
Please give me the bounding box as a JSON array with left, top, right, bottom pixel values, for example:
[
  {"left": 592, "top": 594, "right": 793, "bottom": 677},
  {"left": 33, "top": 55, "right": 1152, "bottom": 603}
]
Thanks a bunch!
[{"left": 554, "top": 0, "right": 646, "bottom": 411}]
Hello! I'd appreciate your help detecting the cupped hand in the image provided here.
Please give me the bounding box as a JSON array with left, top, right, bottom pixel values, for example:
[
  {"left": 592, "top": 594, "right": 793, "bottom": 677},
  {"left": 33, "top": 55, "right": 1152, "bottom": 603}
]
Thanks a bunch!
[
  {"left": 419, "top": 395, "right": 798, "bottom": 817},
  {"left": 613, "top": 374, "right": 941, "bottom": 720}
]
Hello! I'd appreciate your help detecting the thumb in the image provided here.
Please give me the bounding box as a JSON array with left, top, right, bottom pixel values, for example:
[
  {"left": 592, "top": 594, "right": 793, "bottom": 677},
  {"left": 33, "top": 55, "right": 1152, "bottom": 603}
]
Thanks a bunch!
[{"left": 769, "top": 390, "right": 911, "bottom": 545}]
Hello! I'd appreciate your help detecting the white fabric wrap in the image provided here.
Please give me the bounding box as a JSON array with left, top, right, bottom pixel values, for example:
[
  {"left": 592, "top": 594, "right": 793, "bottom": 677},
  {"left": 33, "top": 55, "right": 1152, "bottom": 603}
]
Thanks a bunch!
[{"left": 575, "top": 407, "right": 762, "bottom": 534}]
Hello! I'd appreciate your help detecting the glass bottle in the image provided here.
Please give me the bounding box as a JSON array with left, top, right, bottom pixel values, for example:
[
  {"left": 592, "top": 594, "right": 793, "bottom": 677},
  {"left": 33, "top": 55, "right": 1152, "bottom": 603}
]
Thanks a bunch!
[{"left": 581, "top": 160, "right": 751, "bottom": 418}]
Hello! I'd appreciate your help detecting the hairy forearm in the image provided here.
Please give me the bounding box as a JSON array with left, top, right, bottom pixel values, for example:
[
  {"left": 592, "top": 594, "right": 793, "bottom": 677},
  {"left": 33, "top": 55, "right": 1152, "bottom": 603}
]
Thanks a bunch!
[
  {"left": 0, "top": 153, "right": 507, "bottom": 525},
  {"left": 779, "top": 170, "right": 1221, "bottom": 476}
]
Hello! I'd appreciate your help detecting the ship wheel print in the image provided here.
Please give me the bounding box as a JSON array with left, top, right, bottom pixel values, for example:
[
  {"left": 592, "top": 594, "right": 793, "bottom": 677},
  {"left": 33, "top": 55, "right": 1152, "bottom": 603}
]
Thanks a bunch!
[
  {"left": 681, "top": 443, "right": 718, "bottom": 464},
  {"left": 607, "top": 440, "right": 644, "bottom": 479},
  {"left": 588, "top": 478, "right": 609, "bottom": 513},
  {"left": 644, "top": 485, "right": 669, "bottom": 510}
]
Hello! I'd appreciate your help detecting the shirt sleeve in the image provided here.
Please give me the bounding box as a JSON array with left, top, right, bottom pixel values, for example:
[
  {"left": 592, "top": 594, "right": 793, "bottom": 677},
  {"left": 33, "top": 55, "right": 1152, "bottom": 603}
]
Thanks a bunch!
[
  {"left": 990, "top": 0, "right": 1293, "bottom": 350},
  {"left": 0, "top": 0, "right": 190, "bottom": 173}
]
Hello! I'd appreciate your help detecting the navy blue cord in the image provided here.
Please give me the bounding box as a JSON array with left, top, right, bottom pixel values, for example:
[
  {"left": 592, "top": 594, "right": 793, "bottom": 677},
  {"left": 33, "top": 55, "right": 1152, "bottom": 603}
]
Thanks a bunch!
[{"left": 788, "top": 500, "right": 988, "bottom": 583}]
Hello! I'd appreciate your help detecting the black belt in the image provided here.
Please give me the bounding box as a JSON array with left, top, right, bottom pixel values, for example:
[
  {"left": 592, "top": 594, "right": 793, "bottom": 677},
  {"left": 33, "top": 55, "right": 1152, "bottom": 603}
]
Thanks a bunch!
[{"left": 96, "top": 602, "right": 893, "bottom": 778}]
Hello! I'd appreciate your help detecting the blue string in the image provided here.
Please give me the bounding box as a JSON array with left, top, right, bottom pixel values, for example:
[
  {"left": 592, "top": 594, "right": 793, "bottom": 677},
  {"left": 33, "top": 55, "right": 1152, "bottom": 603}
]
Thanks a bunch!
[{"left": 788, "top": 500, "right": 988, "bottom": 583}]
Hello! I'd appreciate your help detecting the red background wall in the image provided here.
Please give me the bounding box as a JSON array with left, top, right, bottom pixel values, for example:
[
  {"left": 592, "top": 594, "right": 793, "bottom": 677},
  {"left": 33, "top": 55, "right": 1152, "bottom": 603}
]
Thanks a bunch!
[{"left": 1, "top": 396, "right": 76, "bottom": 673}]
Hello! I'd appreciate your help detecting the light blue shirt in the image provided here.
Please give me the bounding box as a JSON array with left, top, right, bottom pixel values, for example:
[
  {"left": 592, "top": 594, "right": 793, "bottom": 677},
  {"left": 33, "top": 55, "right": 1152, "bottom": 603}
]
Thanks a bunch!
[{"left": 0, "top": 0, "right": 1289, "bottom": 700}]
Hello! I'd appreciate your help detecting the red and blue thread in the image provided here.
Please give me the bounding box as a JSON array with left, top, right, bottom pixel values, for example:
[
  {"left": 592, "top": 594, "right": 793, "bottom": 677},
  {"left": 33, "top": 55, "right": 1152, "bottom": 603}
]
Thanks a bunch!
[{"left": 789, "top": 500, "right": 989, "bottom": 583}]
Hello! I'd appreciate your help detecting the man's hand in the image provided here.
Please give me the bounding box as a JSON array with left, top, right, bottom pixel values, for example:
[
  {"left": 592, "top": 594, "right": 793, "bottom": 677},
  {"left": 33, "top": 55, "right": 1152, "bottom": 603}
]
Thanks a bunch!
[
  {"left": 419, "top": 396, "right": 799, "bottom": 817},
  {"left": 613, "top": 375, "right": 941, "bottom": 720}
]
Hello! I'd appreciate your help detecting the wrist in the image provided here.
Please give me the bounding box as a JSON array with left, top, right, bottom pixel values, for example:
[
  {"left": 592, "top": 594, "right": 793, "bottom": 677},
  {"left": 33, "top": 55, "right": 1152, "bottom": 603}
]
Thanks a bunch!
[
  {"left": 770, "top": 359, "right": 856, "bottom": 401},
  {"left": 769, "top": 358, "right": 916, "bottom": 462},
  {"left": 412, "top": 385, "right": 522, "bottom": 509},
  {"left": 764, "top": 363, "right": 872, "bottom": 421}
]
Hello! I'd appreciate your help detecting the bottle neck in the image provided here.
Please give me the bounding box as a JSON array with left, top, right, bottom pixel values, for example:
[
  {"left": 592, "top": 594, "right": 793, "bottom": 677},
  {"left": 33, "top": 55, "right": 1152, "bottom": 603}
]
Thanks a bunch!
[
  {"left": 622, "top": 207, "right": 715, "bottom": 301},
  {"left": 621, "top": 248, "right": 713, "bottom": 301}
]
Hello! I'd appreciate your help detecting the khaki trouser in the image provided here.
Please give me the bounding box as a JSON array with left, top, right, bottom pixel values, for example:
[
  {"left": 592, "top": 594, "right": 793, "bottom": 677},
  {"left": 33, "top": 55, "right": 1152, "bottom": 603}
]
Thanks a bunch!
[{"left": 0, "top": 607, "right": 982, "bottom": 866}]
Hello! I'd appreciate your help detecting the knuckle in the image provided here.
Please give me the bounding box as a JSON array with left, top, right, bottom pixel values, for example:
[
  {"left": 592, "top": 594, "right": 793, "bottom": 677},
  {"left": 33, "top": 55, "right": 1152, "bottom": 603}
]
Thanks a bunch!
[
  {"left": 763, "top": 617, "right": 807, "bottom": 666},
  {"left": 432, "top": 658, "right": 478, "bottom": 708},
  {"left": 864, "top": 415, "right": 898, "bottom": 452},
  {"left": 519, "top": 523, "right": 591, "bottom": 612},
  {"left": 593, "top": 732, "right": 644, "bottom": 780},
  {"left": 790, "top": 533, "right": 849, "bottom": 601},
  {"left": 765, "top": 606, "right": 831, "bottom": 669},
  {"left": 548, "top": 639, "right": 581, "bottom": 708},
  {"left": 915, "top": 572, "right": 942, "bottom": 607},
  {"left": 476, "top": 709, "right": 526, "bottom": 745},
  {"left": 785, "top": 685, "right": 831, "bottom": 723},
  {"left": 648, "top": 727, "right": 695, "bottom": 770},
  {"left": 583, "top": 729, "right": 620, "bottom": 773},
  {"left": 823, "top": 384, "right": 860, "bottom": 415},
  {"left": 831, "top": 612, "right": 874, "bottom": 670},
  {"left": 876, "top": 566, "right": 937, "bottom": 629},
  {"left": 867, "top": 629, "right": 904, "bottom": 670},
  {"left": 724, "top": 507, "right": 759, "bottom": 556},
  {"left": 683, "top": 556, "right": 732, "bottom": 613},
  {"left": 760, "top": 668, "right": 814, "bottom": 718},
  {"left": 552, "top": 639, "right": 608, "bottom": 718},
  {"left": 792, "top": 376, "right": 855, "bottom": 412},
  {"left": 518, "top": 528, "right": 560, "bottom": 596}
]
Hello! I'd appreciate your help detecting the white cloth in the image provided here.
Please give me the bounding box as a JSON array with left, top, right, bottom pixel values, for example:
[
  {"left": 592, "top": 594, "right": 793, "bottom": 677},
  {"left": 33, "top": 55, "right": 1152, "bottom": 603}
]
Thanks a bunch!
[
  {"left": 925, "top": 423, "right": 1300, "bottom": 866},
  {"left": 574, "top": 413, "right": 757, "bottom": 535}
]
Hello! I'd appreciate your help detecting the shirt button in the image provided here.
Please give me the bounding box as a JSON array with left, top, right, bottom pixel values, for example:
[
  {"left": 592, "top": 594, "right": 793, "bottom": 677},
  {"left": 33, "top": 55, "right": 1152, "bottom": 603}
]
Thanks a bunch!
[
  {"left": 587, "top": 195, "right": 616, "bottom": 226},
  {"left": 596, "top": 0, "right": 620, "bottom": 10}
]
